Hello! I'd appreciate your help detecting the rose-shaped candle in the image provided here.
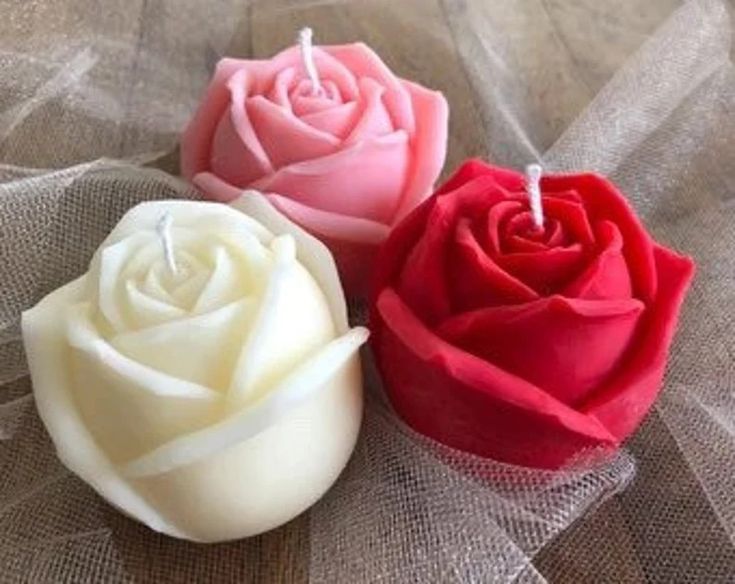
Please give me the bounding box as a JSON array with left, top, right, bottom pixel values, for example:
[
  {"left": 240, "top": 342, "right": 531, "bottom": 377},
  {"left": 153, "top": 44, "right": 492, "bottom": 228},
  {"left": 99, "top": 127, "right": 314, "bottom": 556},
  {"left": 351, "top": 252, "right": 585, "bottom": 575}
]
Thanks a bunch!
[
  {"left": 22, "top": 195, "right": 368, "bottom": 542},
  {"left": 370, "top": 160, "right": 694, "bottom": 469},
  {"left": 181, "top": 28, "right": 448, "bottom": 296}
]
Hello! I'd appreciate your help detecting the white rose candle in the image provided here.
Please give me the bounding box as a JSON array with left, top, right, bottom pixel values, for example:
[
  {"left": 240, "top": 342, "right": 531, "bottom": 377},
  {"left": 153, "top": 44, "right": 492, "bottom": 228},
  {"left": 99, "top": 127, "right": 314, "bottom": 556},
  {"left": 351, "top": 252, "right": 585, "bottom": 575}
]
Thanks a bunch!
[{"left": 21, "top": 193, "right": 367, "bottom": 543}]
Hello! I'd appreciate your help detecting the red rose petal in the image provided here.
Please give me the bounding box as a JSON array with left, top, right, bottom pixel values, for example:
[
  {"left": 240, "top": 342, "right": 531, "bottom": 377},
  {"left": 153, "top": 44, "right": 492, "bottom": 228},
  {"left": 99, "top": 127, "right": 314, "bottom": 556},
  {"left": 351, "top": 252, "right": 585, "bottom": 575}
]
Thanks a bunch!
[
  {"left": 438, "top": 295, "right": 645, "bottom": 406},
  {"left": 581, "top": 244, "right": 695, "bottom": 440},
  {"left": 541, "top": 195, "right": 595, "bottom": 246},
  {"left": 449, "top": 218, "right": 538, "bottom": 312},
  {"left": 485, "top": 199, "right": 524, "bottom": 254},
  {"left": 564, "top": 221, "right": 633, "bottom": 300},
  {"left": 495, "top": 244, "right": 587, "bottom": 294},
  {"left": 372, "top": 287, "right": 617, "bottom": 468},
  {"left": 545, "top": 173, "right": 658, "bottom": 303},
  {"left": 396, "top": 176, "right": 509, "bottom": 323}
]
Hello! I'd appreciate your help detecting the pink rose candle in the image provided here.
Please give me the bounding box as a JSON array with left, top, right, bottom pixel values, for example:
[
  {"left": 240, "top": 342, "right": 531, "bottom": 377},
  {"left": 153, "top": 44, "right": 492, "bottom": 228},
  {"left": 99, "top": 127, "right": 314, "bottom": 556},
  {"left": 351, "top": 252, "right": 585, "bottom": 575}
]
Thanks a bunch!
[{"left": 181, "top": 28, "right": 449, "bottom": 296}]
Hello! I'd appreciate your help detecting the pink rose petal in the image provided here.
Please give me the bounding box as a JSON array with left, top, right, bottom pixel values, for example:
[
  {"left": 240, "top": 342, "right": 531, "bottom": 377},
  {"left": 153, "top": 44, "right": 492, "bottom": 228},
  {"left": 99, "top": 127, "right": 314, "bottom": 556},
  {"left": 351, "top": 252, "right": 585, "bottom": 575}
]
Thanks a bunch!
[
  {"left": 252, "top": 131, "right": 410, "bottom": 223},
  {"left": 246, "top": 95, "right": 340, "bottom": 168}
]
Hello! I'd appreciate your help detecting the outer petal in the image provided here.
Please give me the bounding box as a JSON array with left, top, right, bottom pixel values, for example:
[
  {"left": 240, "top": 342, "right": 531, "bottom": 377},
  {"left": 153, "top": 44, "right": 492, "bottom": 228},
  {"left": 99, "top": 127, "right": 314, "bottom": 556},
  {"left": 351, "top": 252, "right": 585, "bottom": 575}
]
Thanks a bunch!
[
  {"left": 181, "top": 58, "right": 251, "bottom": 180},
  {"left": 544, "top": 173, "right": 658, "bottom": 303},
  {"left": 396, "top": 176, "right": 510, "bottom": 324},
  {"left": 127, "top": 339, "right": 365, "bottom": 542},
  {"left": 251, "top": 132, "right": 410, "bottom": 224},
  {"left": 370, "top": 288, "right": 616, "bottom": 468},
  {"left": 66, "top": 303, "right": 221, "bottom": 464},
  {"left": 438, "top": 295, "right": 645, "bottom": 406},
  {"left": 209, "top": 106, "right": 272, "bottom": 187},
  {"left": 324, "top": 42, "right": 415, "bottom": 131},
  {"left": 266, "top": 193, "right": 391, "bottom": 297},
  {"left": 228, "top": 235, "right": 337, "bottom": 405},
  {"left": 231, "top": 190, "right": 352, "bottom": 334},
  {"left": 21, "top": 278, "right": 189, "bottom": 539},
  {"left": 581, "top": 245, "right": 695, "bottom": 439},
  {"left": 392, "top": 80, "right": 449, "bottom": 221}
]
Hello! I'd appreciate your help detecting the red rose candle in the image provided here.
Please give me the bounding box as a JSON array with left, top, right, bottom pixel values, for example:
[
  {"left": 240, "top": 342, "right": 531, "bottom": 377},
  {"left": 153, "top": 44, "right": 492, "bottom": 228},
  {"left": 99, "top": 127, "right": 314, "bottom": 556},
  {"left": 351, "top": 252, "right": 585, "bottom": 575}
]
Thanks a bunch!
[
  {"left": 370, "top": 159, "right": 694, "bottom": 469},
  {"left": 181, "top": 28, "right": 448, "bottom": 296}
]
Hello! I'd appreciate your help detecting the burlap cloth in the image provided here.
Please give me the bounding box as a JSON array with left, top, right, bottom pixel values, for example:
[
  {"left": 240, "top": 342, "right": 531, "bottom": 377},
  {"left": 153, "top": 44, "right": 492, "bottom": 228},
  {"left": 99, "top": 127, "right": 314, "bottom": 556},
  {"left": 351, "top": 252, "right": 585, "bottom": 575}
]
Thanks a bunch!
[{"left": 1, "top": 1, "right": 734, "bottom": 582}]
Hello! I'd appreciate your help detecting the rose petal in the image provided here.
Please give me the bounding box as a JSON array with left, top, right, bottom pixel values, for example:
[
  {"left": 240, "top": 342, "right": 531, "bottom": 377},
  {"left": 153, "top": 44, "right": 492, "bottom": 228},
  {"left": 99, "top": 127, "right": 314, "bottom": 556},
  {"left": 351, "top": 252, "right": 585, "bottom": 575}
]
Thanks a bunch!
[
  {"left": 124, "top": 280, "right": 186, "bottom": 329},
  {"left": 541, "top": 195, "right": 595, "bottom": 246},
  {"left": 581, "top": 245, "right": 695, "bottom": 439},
  {"left": 251, "top": 131, "right": 410, "bottom": 223},
  {"left": 485, "top": 199, "right": 525, "bottom": 254},
  {"left": 299, "top": 101, "right": 360, "bottom": 139},
  {"left": 181, "top": 58, "right": 257, "bottom": 180},
  {"left": 396, "top": 176, "right": 509, "bottom": 324},
  {"left": 246, "top": 95, "right": 341, "bottom": 168},
  {"left": 544, "top": 173, "right": 658, "bottom": 302},
  {"left": 449, "top": 218, "right": 539, "bottom": 312},
  {"left": 21, "top": 278, "right": 189, "bottom": 538},
  {"left": 563, "top": 221, "right": 633, "bottom": 300},
  {"left": 228, "top": 235, "right": 337, "bottom": 405},
  {"left": 343, "top": 78, "right": 394, "bottom": 144},
  {"left": 438, "top": 295, "right": 645, "bottom": 406},
  {"left": 504, "top": 215, "right": 565, "bottom": 252},
  {"left": 371, "top": 288, "right": 616, "bottom": 468},
  {"left": 231, "top": 190, "right": 351, "bottom": 334},
  {"left": 110, "top": 298, "right": 255, "bottom": 392},
  {"left": 495, "top": 244, "right": 587, "bottom": 295},
  {"left": 224, "top": 68, "right": 275, "bottom": 175},
  {"left": 191, "top": 245, "right": 254, "bottom": 314},
  {"left": 122, "top": 327, "right": 369, "bottom": 478},
  {"left": 270, "top": 46, "right": 360, "bottom": 101},
  {"left": 267, "top": 67, "right": 298, "bottom": 110},
  {"left": 392, "top": 80, "right": 449, "bottom": 221},
  {"left": 66, "top": 303, "right": 221, "bottom": 463},
  {"left": 267, "top": 193, "right": 390, "bottom": 297},
  {"left": 210, "top": 108, "right": 272, "bottom": 187},
  {"left": 290, "top": 80, "right": 346, "bottom": 116},
  {"left": 324, "top": 43, "right": 414, "bottom": 131}
]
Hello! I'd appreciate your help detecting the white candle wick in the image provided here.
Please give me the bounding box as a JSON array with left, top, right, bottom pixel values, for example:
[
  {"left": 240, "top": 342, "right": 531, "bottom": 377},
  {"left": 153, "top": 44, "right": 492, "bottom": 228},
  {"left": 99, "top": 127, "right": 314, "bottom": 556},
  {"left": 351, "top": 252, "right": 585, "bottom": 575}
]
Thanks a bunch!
[
  {"left": 156, "top": 213, "right": 178, "bottom": 276},
  {"left": 525, "top": 163, "right": 544, "bottom": 230},
  {"left": 298, "top": 27, "right": 322, "bottom": 96}
]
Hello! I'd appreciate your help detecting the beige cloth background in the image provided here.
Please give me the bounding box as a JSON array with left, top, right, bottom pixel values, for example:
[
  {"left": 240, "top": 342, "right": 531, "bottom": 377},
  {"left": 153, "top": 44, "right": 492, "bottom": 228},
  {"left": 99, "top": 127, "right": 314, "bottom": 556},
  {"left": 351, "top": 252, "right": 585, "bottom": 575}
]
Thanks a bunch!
[{"left": 1, "top": 0, "right": 734, "bottom": 582}]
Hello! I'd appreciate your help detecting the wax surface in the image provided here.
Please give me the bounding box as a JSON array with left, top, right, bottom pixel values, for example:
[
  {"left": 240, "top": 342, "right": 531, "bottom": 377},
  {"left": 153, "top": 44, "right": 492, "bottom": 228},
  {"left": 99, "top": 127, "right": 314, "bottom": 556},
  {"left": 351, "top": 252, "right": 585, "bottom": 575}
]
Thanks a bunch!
[
  {"left": 370, "top": 160, "right": 695, "bottom": 469},
  {"left": 181, "top": 43, "right": 448, "bottom": 296},
  {"left": 22, "top": 195, "right": 367, "bottom": 542}
]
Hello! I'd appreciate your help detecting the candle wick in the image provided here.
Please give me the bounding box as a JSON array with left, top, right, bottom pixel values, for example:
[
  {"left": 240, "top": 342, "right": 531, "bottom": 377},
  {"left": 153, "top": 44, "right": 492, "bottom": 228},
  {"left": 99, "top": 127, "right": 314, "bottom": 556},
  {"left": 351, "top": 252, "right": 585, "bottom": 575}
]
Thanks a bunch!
[
  {"left": 298, "top": 27, "right": 322, "bottom": 96},
  {"left": 156, "top": 213, "right": 178, "bottom": 276},
  {"left": 525, "top": 163, "right": 544, "bottom": 230}
]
